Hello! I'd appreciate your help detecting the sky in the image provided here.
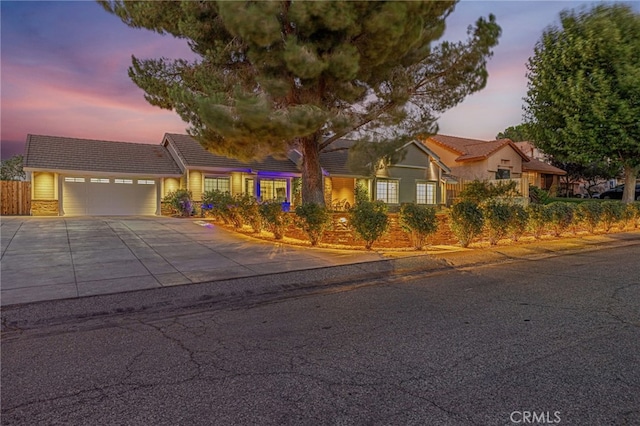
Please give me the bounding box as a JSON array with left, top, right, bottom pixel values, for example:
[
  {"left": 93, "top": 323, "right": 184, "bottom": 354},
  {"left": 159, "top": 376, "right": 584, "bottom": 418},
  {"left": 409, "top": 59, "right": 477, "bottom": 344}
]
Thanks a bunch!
[{"left": 1, "top": 0, "right": 638, "bottom": 159}]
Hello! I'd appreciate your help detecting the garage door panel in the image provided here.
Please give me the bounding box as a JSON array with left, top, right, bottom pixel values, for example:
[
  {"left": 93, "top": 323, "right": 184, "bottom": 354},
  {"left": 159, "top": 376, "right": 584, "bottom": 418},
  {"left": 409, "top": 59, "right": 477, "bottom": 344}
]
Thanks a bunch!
[{"left": 62, "top": 176, "right": 157, "bottom": 216}]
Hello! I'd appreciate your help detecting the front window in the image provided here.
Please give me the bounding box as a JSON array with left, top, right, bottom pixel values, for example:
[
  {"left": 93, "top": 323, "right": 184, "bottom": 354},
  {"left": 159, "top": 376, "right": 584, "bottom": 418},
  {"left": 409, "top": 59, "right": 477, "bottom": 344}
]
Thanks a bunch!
[
  {"left": 204, "top": 177, "right": 230, "bottom": 193},
  {"left": 496, "top": 169, "right": 511, "bottom": 179},
  {"left": 259, "top": 178, "right": 287, "bottom": 202},
  {"left": 416, "top": 182, "right": 436, "bottom": 204},
  {"left": 376, "top": 179, "right": 399, "bottom": 204}
]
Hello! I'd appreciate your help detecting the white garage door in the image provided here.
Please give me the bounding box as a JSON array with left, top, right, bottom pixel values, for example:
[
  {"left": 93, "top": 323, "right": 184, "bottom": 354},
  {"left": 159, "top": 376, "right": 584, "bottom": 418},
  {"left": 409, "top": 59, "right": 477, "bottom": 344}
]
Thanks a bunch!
[{"left": 62, "top": 177, "right": 157, "bottom": 216}]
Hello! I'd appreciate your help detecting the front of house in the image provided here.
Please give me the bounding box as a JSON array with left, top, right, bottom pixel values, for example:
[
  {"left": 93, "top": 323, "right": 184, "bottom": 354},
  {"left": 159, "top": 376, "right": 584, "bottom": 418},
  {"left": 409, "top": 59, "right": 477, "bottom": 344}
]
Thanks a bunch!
[{"left": 23, "top": 133, "right": 451, "bottom": 216}]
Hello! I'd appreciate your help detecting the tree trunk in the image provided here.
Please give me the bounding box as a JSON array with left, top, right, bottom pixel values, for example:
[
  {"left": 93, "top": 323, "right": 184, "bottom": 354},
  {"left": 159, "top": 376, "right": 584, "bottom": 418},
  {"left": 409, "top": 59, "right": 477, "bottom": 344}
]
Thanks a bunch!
[
  {"left": 622, "top": 164, "right": 639, "bottom": 203},
  {"left": 300, "top": 135, "right": 326, "bottom": 206}
]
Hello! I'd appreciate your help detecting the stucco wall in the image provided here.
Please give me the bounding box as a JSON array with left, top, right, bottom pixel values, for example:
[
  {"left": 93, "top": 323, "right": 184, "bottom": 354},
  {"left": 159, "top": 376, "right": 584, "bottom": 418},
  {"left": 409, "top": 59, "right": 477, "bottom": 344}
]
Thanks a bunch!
[{"left": 486, "top": 145, "right": 523, "bottom": 177}]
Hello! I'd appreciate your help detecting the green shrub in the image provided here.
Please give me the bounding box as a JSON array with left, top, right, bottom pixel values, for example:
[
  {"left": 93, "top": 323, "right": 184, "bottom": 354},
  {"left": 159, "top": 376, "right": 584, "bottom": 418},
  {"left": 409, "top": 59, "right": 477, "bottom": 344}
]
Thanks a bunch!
[
  {"left": 527, "top": 203, "right": 551, "bottom": 239},
  {"left": 236, "top": 193, "right": 262, "bottom": 233},
  {"left": 295, "top": 203, "right": 331, "bottom": 246},
  {"left": 482, "top": 200, "right": 511, "bottom": 245},
  {"left": 202, "top": 190, "right": 243, "bottom": 228},
  {"left": 600, "top": 201, "right": 625, "bottom": 233},
  {"left": 575, "top": 201, "right": 603, "bottom": 233},
  {"left": 529, "top": 185, "right": 550, "bottom": 204},
  {"left": 163, "top": 189, "right": 193, "bottom": 217},
  {"left": 507, "top": 204, "right": 529, "bottom": 242},
  {"left": 623, "top": 202, "right": 640, "bottom": 229},
  {"left": 349, "top": 200, "right": 389, "bottom": 249},
  {"left": 259, "top": 200, "right": 291, "bottom": 239},
  {"left": 399, "top": 203, "right": 438, "bottom": 250},
  {"left": 547, "top": 202, "right": 575, "bottom": 237},
  {"left": 449, "top": 200, "right": 484, "bottom": 248},
  {"left": 354, "top": 181, "right": 370, "bottom": 204},
  {"left": 460, "top": 179, "right": 519, "bottom": 204}
]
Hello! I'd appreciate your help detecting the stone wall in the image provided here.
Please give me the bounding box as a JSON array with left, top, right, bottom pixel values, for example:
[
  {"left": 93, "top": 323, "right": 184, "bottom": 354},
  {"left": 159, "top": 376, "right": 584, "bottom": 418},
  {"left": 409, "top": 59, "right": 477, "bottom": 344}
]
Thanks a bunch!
[{"left": 31, "top": 200, "right": 59, "bottom": 216}]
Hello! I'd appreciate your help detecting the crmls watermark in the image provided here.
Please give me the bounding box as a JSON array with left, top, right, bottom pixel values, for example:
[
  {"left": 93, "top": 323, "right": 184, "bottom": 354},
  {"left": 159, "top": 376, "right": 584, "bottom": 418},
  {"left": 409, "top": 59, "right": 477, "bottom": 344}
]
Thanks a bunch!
[{"left": 510, "top": 411, "right": 561, "bottom": 424}]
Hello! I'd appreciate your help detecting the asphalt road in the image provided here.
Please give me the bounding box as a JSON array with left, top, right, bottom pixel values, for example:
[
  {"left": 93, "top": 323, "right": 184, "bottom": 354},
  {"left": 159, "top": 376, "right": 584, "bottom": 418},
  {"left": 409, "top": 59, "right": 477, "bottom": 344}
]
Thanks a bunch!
[{"left": 2, "top": 243, "right": 639, "bottom": 425}]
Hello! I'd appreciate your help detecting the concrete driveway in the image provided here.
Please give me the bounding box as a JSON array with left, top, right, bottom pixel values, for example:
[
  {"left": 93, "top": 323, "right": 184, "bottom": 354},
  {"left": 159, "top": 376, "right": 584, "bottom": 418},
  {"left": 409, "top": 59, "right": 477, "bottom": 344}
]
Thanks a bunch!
[{"left": 1, "top": 216, "right": 384, "bottom": 306}]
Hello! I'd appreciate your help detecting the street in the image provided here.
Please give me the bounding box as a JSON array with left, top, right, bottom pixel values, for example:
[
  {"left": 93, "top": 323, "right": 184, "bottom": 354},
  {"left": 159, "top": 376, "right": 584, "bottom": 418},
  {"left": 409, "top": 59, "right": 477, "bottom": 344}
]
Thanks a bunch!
[{"left": 2, "top": 243, "right": 639, "bottom": 425}]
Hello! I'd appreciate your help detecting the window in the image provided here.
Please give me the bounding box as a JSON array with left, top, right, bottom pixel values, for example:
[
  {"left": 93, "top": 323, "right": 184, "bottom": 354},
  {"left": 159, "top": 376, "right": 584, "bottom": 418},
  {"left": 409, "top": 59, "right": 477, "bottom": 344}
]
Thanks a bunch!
[
  {"left": 245, "top": 178, "right": 255, "bottom": 196},
  {"left": 64, "top": 177, "right": 85, "bottom": 183},
  {"left": 114, "top": 179, "right": 133, "bottom": 184},
  {"left": 137, "top": 179, "right": 155, "bottom": 185},
  {"left": 496, "top": 169, "right": 511, "bottom": 179},
  {"left": 259, "top": 179, "right": 287, "bottom": 202},
  {"left": 376, "top": 179, "right": 399, "bottom": 204},
  {"left": 416, "top": 182, "right": 436, "bottom": 205},
  {"left": 90, "top": 178, "right": 109, "bottom": 183},
  {"left": 204, "top": 177, "right": 230, "bottom": 193}
]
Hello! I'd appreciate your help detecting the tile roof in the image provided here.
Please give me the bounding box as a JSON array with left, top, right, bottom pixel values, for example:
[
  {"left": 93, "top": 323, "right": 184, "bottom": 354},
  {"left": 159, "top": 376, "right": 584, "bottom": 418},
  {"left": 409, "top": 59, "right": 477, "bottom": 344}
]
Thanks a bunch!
[
  {"left": 163, "top": 133, "right": 300, "bottom": 173},
  {"left": 23, "top": 134, "right": 183, "bottom": 176},
  {"left": 427, "top": 135, "right": 530, "bottom": 162},
  {"left": 319, "top": 139, "right": 359, "bottom": 176},
  {"left": 522, "top": 157, "right": 567, "bottom": 175}
]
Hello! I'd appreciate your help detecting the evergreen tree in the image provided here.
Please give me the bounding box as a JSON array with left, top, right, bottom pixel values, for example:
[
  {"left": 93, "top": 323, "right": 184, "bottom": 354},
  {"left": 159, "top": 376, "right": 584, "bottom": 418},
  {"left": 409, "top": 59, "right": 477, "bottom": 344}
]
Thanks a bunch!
[
  {"left": 101, "top": 1, "right": 501, "bottom": 205},
  {"left": 0, "top": 155, "right": 26, "bottom": 181},
  {"left": 524, "top": 4, "right": 640, "bottom": 203}
]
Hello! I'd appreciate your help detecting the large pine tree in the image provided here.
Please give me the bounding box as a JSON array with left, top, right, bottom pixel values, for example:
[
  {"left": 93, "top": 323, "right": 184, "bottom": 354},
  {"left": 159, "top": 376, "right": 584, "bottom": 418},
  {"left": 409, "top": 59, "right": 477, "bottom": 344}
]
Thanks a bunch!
[{"left": 101, "top": 1, "right": 501, "bottom": 205}]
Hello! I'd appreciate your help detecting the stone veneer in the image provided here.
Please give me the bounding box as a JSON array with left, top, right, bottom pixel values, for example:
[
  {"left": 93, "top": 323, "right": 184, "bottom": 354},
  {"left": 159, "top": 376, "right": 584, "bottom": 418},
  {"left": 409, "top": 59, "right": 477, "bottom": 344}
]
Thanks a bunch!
[{"left": 31, "top": 200, "right": 59, "bottom": 216}]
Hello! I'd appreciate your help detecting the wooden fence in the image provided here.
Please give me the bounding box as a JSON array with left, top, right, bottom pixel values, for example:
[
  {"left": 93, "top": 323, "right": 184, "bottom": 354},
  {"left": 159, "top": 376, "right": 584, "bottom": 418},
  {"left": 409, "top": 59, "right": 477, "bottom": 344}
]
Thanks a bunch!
[
  {"left": 445, "top": 177, "right": 529, "bottom": 206},
  {"left": 1, "top": 181, "right": 31, "bottom": 215}
]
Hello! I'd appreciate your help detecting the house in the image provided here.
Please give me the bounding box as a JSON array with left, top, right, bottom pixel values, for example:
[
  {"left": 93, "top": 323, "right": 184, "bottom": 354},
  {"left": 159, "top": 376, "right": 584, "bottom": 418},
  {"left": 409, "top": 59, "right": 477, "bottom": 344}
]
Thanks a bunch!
[
  {"left": 423, "top": 134, "right": 532, "bottom": 181},
  {"left": 513, "top": 141, "right": 566, "bottom": 192},
  {"left": 162, "top": 133, "right": 300, "bottom": 204},
  {"left": 23, "top": 133, "right": 451, "bottom": 216},
  {"left": 319, "top": 139, "right": 450, "bottom": 209},
  {"left": 23, "top": 135, "right": 183, "bottom": 216}
]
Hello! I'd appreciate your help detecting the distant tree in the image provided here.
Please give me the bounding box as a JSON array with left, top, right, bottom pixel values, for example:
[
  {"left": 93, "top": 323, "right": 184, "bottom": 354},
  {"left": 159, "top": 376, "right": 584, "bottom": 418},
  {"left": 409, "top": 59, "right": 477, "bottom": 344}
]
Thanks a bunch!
[
  {"left": 524, "top": 4, "right": 640, "bottom": 203},
  {"left": 0, "top": 155, "right": 26, "bottom": 181},
  {"left": 101, "top": 1, "right": 501, "bottom": 205},
  {"left": 496, "top": 123, "right": 532, "bottom": 142},
  {"left": 550, "top": 159, "right": 621, "bottom": 197}
]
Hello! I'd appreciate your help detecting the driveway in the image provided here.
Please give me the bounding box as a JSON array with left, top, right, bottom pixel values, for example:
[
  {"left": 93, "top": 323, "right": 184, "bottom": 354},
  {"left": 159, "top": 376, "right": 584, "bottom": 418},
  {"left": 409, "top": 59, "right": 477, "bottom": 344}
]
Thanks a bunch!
[{"left": 0, "top": 216, "right": 383, "bottom": 306}]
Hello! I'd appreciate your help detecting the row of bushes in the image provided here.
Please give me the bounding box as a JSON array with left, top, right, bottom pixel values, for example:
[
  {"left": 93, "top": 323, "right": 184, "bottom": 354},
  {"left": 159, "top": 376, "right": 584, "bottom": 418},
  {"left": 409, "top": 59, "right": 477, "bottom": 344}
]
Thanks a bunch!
[
  {"left": 166, "top": 189, "right": 640, "bottom": 250},
  {"left": 449, "top": 200, "right": 640, "bottom": 247}
]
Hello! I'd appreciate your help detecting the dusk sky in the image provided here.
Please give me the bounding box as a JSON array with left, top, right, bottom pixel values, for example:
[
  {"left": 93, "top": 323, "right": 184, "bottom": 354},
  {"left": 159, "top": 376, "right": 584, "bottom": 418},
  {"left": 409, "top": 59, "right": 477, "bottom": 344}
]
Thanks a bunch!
[{"left": 2, "top": 1, "right": 637, "bottom": 159}]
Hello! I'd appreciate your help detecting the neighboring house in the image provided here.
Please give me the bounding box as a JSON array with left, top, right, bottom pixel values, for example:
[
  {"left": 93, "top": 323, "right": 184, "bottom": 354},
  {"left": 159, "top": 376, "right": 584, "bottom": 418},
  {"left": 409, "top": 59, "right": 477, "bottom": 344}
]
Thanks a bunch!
[
  {"left": 423, "top": 134, "right": 531, "bottom": 181},
  {"left": 319, "top": 139, "right": 451, "bottom": 209},
  {"left": 513, "top": 141, "right": 566, "bottom": 192},
  {"left": 521, "top": 157, "right": 566, "bottom": 192},
  {"left": 23, "top": 133, "right": 451, "bottom": 216}
]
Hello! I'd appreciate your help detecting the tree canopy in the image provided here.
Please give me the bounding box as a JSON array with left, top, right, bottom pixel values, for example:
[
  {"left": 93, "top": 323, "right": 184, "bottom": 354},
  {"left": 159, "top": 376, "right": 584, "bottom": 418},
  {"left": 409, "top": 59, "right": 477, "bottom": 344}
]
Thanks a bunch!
[
  {"left": 101, "top": 0, "right": 501, "bottom": 204},
  {"left": 496, "top": 123, "right": 532, "bottom": 142},
  {"left": 0, "top": 155, "right": 26, "bottom": 181},
  {"left": 524, "top": 4, "right": 640, "bottom": 203}
]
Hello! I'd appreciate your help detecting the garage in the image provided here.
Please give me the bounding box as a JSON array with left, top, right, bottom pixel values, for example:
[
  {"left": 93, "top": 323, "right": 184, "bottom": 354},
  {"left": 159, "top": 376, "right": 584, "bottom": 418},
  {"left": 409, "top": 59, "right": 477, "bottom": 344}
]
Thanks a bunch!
[
  {"left": 23, "top": 135, "right": 184, "bottom": 217},
  {"left": 62, "top": 176, "right": 158, "bottom": 216}
]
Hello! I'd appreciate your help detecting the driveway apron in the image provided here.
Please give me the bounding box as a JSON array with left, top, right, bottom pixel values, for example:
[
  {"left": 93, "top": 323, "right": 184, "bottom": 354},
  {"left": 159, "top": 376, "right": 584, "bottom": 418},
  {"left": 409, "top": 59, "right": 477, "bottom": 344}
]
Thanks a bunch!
[{"left": 0, "top": 216, "right": 383, "bottom": 306}]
